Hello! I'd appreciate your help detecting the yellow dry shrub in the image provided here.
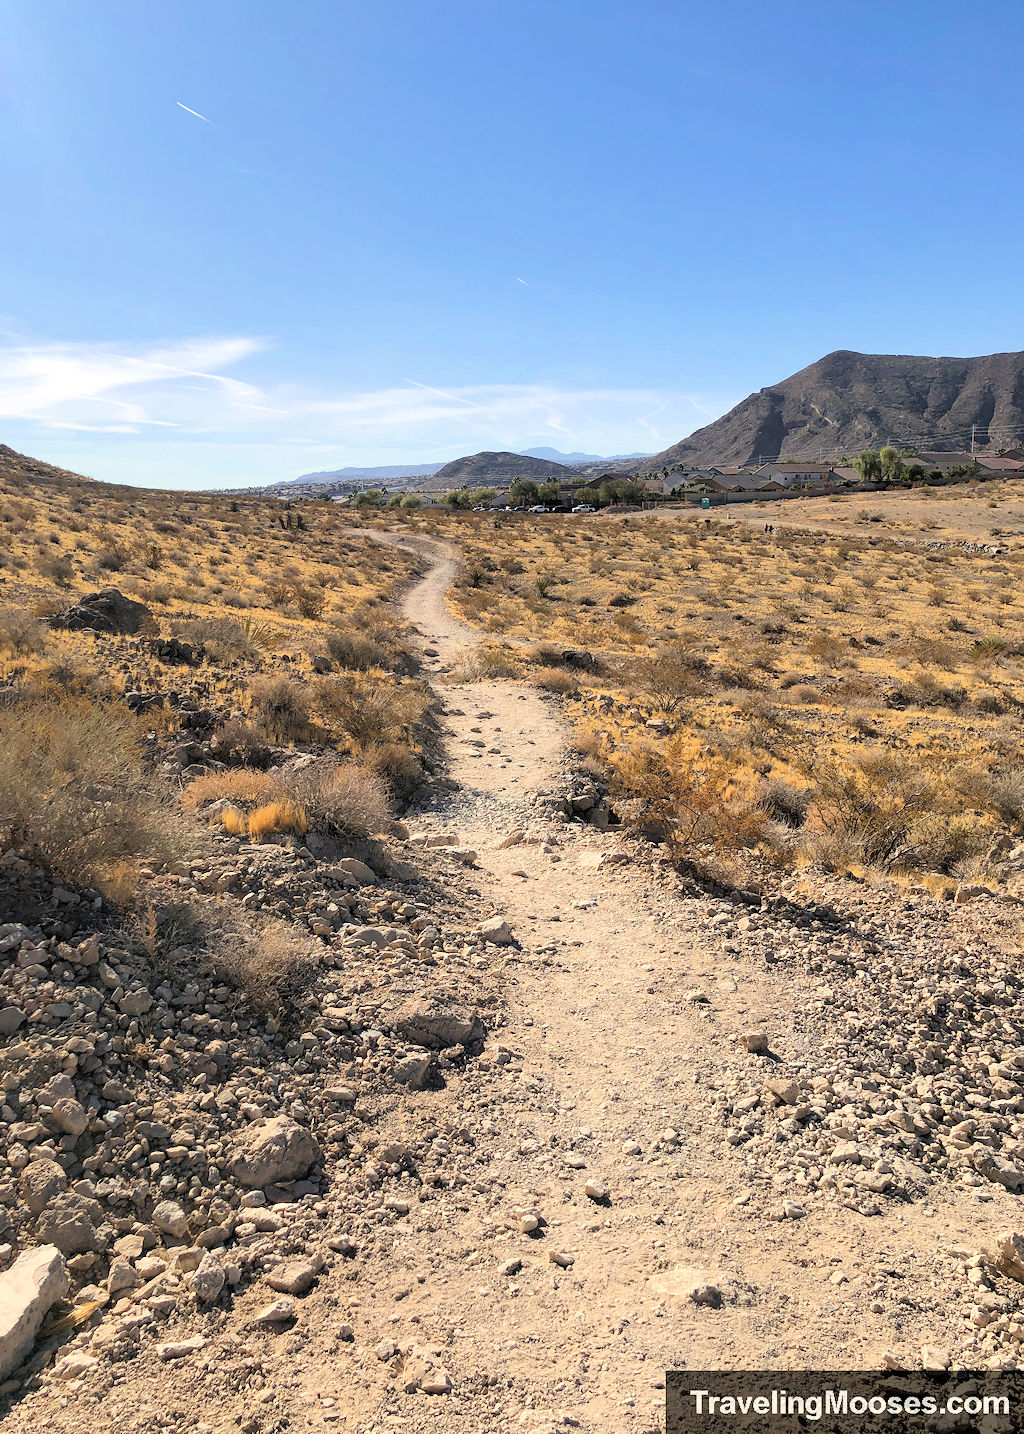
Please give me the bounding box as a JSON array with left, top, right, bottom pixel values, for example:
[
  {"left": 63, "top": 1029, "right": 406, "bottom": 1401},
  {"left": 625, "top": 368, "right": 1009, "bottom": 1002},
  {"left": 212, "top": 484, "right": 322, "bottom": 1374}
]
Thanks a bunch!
[
  {"left": 611, "top": 736, "right": 767, "bottom": 861},
  {"left": 247, "top": 800, "right": 308, "bottom": 840},
  {"left": 182, "top": 769, "right": 279, "bottom": 810}
]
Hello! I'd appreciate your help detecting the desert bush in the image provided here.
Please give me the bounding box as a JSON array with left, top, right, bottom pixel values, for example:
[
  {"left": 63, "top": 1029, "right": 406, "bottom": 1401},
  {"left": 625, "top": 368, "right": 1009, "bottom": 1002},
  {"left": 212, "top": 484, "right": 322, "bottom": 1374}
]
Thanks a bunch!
[
  {"left": 450, "top": 644, "right": 522, "bottom": 681},
  {"left": 251, "top": 676, "right": 311, "bottom": 741},
  {"left": 324, "top": 627, "right": 388, "bottom": 670},
  {"left": 805, "top": 750, "right": 938, "bottom": 866},
  {"left": 248, "top": 800, "right": 308, "bottom": 840},
  {"left": 210, "top": 717, "right": 272, "bottom": 768},
  {"left": 313, "top": 672, "right": 430, "bottom": 749},
  {"left": 288, "top": 758, "right": 391, "bottom": 836},
  {"left": 177, "top": 616, "right": 256, "bottom": 663},
  {"left": 897, "top": 813, "right": 990, "bottom": 875},
  {"left": 611, "top": 738, "right": 767, "bottom": 862},
  {"left": 212, "top": 917, "right": 314, "bottom": 1016},
  {"left": 362, "top": 742, "right": 422, "bottom": 802},
  {"left": 0, "top": 607, "right": 45, "bottom": 656},
  {"left": 0, "top": 694, "right": 188, "bottom": 886},
  {"left": 757, "top": 778, "right": 810, "bottom": 827},
  {"left": 533, "top": 666, "right": 579, "bottom": 695},
  {"left": 984, "top": 769, "right": 1024, "bottom": 826}
]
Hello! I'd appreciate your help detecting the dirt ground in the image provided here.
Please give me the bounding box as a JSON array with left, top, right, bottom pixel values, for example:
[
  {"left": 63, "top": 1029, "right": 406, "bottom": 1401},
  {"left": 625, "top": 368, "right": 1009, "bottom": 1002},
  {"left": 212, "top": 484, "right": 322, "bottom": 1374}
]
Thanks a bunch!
[{"left": 9, "top": 533, "right": 1024, "bottom": 1434}]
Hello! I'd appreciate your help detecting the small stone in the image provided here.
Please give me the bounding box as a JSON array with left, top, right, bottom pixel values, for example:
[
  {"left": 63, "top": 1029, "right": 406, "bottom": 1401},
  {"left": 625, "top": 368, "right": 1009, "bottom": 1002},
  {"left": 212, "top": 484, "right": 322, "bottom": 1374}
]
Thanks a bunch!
[
  {"left": 548, "top": 1251, "right": 575, "bottom": 1269},
  {"left": 157, "top": 1338, "right": 206, "bottom": 1360},
  {"left": 253, "top": 1298, "right": 297, "bottom": 1326},
  {"left": 501, "top": 1259, "right": 522, "bottom": 1276},
  {"left": 622, "top": 1141, "right": 642, "bottom": 1156},
  {"left": 476, "top": 916, "right": 514, "bottom": 945},
  {"left": 266, "top": 1258, "right": 322, "bottom": 1297},
  {"left": 375, "top": 1338, "right": 397, "bottom": 1361},
  {"left": 152, "top": 1200, "right": 189, "bottom": 1238},
  {"left": 920, "top": 1345, "right": 950, "bottom": 1372},
  {"left": 585, "top": 1181, "right": 609, "bottom": 1203},
  {"left": 741, "top": 1032, "right": 770, "bottom": 1053}
]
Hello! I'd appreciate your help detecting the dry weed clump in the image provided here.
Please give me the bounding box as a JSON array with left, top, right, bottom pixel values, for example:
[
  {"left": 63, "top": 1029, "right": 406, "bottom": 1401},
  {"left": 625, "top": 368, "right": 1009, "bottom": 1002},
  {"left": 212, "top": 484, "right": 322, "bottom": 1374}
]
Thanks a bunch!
[
  {"left": 212, "top": 916, "right": 315, "bottom": 1016},
  {"left": 0, "top": 694, "right": 189, "bottom": 887},
  {"left": 0, "top": 606, "right": 45, "bottom": 656},
  {"left": 184, "top": 757, "right": 390, "bottom": 841},
  {"left": 611, "top": 738, "right": 768, "bottom": 863},
  {"left": 313, "top": 672, "right": 431, "bottom": 750}
]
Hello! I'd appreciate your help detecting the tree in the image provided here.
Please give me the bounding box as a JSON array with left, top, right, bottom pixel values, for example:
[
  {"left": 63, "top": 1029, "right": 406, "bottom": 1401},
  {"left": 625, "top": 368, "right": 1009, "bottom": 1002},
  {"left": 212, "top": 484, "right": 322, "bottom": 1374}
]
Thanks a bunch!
[
  {"left": 399, "top": 493, "right": 421, "bottom": 509},
  {"left": 853, "top": 450, "right": 883, "bottom": 481},
  {"left": 538, "top": 480, "right": 561, "bottom": 507},
  {"left": 509, "top": 478, "right": 539, "bottom": 506},
  {"left": 442, "top": 488, "right": 473, "bottom": 510},
  {"left": 468, "top": 488, "right": 494, "bottom": 507}
]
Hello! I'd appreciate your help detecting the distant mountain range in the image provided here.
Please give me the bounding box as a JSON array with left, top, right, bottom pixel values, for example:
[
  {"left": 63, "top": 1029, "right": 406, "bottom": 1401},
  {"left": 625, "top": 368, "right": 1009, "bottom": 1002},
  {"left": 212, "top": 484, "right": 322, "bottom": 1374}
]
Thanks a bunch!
[
  {"left": 288, "top": 447, "right": 652, "bottom": 487},
  {"left": 640, "top": 349, "right": 1024, "bottom": 470}
]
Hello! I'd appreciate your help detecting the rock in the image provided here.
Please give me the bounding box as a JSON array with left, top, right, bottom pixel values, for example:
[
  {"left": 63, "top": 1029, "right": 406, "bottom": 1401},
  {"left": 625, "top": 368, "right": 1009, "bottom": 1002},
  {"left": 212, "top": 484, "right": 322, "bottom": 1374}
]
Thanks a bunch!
[
  {"left": 229, "top": 1116, "right": 322, "bottom": 1188},
  {"left": 781, "top": 1201, "right": 807, "bottom": 1220},
  {"left": 375, "top": 1338, "right": 397, "bottom": 1361},
  {"left": 50, "top": 1098, "right": 88, "bottom": 1136},
  {"left": 690, "top": 1283, "right": 723, "bottom": 1308},
  {"left": 0, "top": 1007, "right": 24, "bottom": 1037},
  {"left": 253, "top": 1298, "right": 297, "bottom": 1326},
  {"left": 20, "top": 1159, "right": 68, "bottom": 1215},
  {"left": 421, "top": 1371, "right": 452, "bottom": 1395},
  {"left": 765, "top": 1078, "right": 800, "bottom": 1106},
  {"left": 266, "top": 1257, "right": 322, "bottom": 1297},
  {"left": 189, "top": 1252, "right": 226, "bottom": 1304},
  {"left": 331, "top": 858, "right": 376, "bottom": 886},
  {"left": 35, "top": 1193, "right": 101, "bottom": 1254},
  {"left": 501, "top": 1259, "right": 522, "bottom": 1276},
  {"left": 152, "top": 1200, "right": 189, "bottom": 1238},
  {"left": 549, "top": 1250, "right": 575, "bottom": 1268},
  {"left": 585, "top": 1181, "right": 610, "bottom": 1203},
  {"left": 394, "top": 1000, "right": 485, "bottom": 1051},
  {"left": 393, "top": 1053, "right": 436, "bottom": 1090},
  {"left": 518, "top": 1213, "right": 540, "bottom": 1234},
  {"left": 52, "top": 1352, "right": 99, "bottom": 1380},
  {"left": 741, "top": 1032, "right": 770, "bottom": 1053},
  {"left": 954, "top": 883, "right": 990, "bottom": 906},
  {"left": 476, "top": 916, "right": 514, "bottom": 945},
  {"left": 51, "top": 587, "right": 153, "bottom": 635},
  {"left": 158, "top": 1338, "right": 207, "bottom": 1360},
  {"left": 622, "top": 1141, "right": 642, "bottom": 1156},
  {"left": 106, "top": 1257, "right": 137, "bottom": 1295},
  {"left": 987, "top": 1231, "right": 1024, "bottom": 1283},
  {"left": 920, "top": 1345, "right": 950, "bottom": 1372},
  {"left": 0, "top": 1245, "right": 69, "bottom": 1379}
]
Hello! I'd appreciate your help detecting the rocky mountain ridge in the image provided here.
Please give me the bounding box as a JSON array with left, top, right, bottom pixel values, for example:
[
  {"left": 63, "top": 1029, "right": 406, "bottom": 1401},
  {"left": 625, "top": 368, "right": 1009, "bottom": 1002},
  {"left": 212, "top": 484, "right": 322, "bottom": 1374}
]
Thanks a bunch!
[{"left": 642, "top": 349, "right": 1024, "bottom": 469}]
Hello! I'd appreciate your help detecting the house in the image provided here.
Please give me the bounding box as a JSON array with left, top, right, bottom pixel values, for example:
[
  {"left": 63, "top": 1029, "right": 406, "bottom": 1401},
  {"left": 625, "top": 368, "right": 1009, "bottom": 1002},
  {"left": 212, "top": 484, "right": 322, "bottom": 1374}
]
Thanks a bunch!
[{"left": 753, "top": 462, "right": 837, "bottom": 488}]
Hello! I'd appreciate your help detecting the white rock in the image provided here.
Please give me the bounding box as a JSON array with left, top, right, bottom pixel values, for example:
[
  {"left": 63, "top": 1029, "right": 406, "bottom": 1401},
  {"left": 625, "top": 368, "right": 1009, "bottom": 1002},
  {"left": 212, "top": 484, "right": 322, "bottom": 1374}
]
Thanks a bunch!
[{"left": 0, "top": 1245, "right": 69, "bottom": 1378}]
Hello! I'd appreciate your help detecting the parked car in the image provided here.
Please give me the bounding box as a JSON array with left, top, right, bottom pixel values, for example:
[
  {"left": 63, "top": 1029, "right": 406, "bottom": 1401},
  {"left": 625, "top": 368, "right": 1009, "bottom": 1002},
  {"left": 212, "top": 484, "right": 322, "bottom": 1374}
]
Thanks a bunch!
[
  {"left": 571, "top": 504, "right": 596, "bottom": 513},
  {"left": 527, "top": 504, "right": 548, "bottom": 513}
]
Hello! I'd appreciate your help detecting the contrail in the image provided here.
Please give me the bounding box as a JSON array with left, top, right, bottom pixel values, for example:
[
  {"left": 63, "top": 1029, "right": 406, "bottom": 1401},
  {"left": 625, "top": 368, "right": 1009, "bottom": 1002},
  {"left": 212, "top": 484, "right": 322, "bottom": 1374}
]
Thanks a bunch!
[
  {"left": 516, "top": 277, "right": 529, "bottom": 285},
  {"left": 176, "top": 102, "right": 212, "bottom": 123}
]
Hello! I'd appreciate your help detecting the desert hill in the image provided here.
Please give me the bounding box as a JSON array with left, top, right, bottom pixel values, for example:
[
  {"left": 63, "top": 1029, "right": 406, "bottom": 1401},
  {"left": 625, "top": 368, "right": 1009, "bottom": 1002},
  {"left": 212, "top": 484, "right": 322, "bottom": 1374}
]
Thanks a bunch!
[
  {"left": 419, "top": 449, "right": 572, "bottom": 490},
  {"left": 641, "top": 348, "right": 1024, "bottom": 469},
  {"left": 0, "top": 443, "right": 94, "bottom": 487}
]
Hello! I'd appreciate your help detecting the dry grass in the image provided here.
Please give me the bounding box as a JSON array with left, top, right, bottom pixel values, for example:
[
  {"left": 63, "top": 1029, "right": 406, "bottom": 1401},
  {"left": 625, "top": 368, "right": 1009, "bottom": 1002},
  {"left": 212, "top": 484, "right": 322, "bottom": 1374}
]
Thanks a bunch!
[
  {"left": 394, "top": 498, "right": 1024, "bottom": 885},
  {"left": 185, "top": 757, "right": 391, "bottom": 841},
  {"left": 0, "top": 694, "right": 190, "bottom": 888}
]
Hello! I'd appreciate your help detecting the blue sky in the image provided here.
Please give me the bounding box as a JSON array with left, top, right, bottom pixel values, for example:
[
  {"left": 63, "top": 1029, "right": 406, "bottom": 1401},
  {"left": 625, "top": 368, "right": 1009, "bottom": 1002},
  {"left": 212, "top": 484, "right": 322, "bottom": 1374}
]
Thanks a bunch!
[{"left": 3, "top": 0, "right": 1024, "bottom": 489}]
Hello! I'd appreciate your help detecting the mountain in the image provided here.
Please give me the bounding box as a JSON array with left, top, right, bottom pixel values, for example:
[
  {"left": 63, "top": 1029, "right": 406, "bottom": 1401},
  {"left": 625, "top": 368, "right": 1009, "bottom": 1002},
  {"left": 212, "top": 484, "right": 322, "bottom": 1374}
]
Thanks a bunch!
[
  {"left": 291, "top": 462, "right": 444, "bottom": 484},
  {"left": 420, "top": 450, "right": 573, "bottom": 490},
  {"left": 640, "top": 349, "right": 1024, "bottom": 470}
]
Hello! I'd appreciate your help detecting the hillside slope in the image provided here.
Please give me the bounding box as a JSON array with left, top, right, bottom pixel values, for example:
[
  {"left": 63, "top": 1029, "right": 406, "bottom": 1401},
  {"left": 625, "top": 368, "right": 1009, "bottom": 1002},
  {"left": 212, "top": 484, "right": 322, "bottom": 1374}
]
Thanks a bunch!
[
  {"left": 0, "top": 443, "right": 94, "bottom": 487},
  {"left": 642, "top": 349, "right": 1024, "bottom": 468},
  {"left": 420, "top": 450, "right": 572, "bottom": 489}
]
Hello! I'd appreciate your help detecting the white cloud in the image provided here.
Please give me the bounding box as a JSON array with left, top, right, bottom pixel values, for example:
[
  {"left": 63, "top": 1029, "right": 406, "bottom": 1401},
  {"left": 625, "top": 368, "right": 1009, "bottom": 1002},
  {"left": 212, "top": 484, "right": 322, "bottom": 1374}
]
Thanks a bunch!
[{"left": 0, "top": 335, "right": 737, "bottom": 483}]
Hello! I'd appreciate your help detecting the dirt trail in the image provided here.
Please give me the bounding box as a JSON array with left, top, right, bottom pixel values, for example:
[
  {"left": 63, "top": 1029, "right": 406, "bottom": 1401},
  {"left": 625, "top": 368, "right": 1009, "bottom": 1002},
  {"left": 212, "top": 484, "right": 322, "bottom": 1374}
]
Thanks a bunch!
[{"left": 314, "top": 533, "right": 1019, "bottom": 1434}]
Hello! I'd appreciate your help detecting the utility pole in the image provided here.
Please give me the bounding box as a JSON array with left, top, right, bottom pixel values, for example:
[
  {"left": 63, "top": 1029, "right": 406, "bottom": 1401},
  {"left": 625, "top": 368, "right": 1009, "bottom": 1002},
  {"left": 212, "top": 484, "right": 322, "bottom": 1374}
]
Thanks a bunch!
[{"left": 971, "top": 423, "right": 976, "bottom": 454}]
